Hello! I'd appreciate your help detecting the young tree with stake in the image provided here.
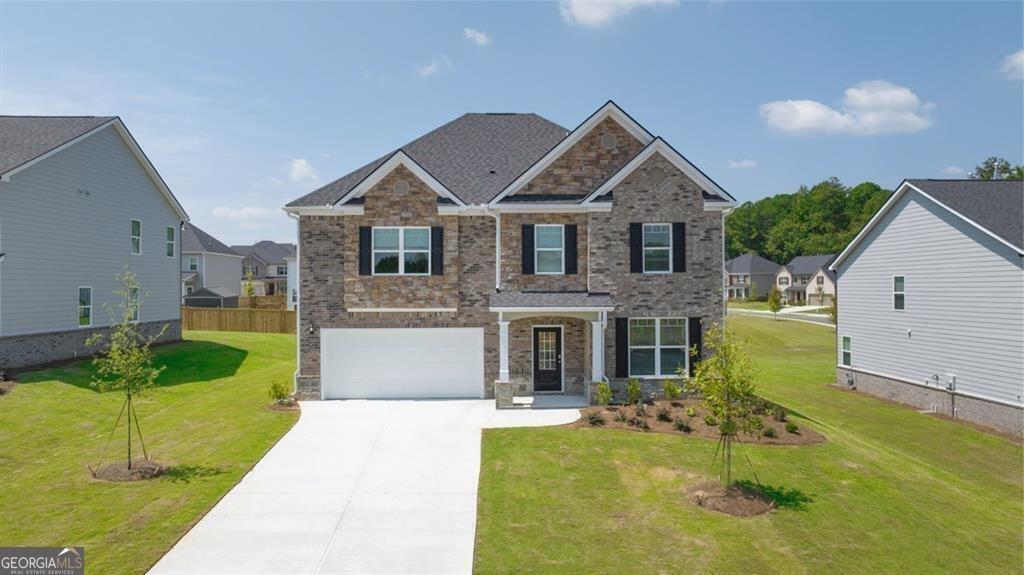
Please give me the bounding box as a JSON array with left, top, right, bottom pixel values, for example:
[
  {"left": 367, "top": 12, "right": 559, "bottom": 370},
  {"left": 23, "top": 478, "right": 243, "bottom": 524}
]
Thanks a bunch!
[{"left": 767, "top": 286, "right": 783, "bottom": 319}]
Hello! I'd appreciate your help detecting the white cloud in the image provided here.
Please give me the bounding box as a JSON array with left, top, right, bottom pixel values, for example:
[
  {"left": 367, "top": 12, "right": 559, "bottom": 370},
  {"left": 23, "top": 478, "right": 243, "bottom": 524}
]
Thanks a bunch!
[
  {"left": 212, "top": 206, "right": 276, "bottom": 221},
  {"left": 1001, "top": 49, "right": 1024, "bottom": 80},
  {"left": 464, "top": 28, "right": 491, "bottom": 46},
  {"left": 559, "top": 0, "right": 677, "bottom": 29},
  {"left": 759, "top": 80, "right": 934, "bottom": 136},
  {"left": 289, "top": 158, "right": 319, "bottom": 182},
  {"left": 416, "top": 56, "right": 454, "bottom": 78},
  {"left": 728, "top": 159, "right": 758, "bottom": 170},
  {"left": 941, "top": 166, "right": 965, "bottom": 176}
]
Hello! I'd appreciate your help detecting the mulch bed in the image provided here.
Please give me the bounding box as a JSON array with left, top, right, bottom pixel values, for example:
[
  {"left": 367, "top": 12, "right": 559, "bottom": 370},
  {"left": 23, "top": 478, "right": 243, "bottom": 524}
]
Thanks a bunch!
[
  {"left": 91, "top": 459, "right": 166, "bottom": 482},
  {"left": 573, "top": 399, "right": 826, "bottom": 445},
  {"left": 269, "top": 398, "right": 300, "bottom": 412},
  {"left": 686, "top": 480, "right": 773, "bottom": 517}
]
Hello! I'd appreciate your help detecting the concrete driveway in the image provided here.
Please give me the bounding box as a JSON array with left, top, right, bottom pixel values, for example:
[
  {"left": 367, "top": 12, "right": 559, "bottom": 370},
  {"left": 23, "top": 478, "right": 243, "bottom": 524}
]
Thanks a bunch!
[{"left": 148, "top": 400, "right": 580, "bottom": 575}]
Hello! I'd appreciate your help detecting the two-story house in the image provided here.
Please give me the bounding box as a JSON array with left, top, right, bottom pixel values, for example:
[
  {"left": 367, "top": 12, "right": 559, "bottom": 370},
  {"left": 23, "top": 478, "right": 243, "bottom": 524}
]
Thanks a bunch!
[
  {"left": 231, "top": 240, "right": 295, "bottom": 297},
  {"left": 284, "top": 102, "right": 735, "bottom": 401},
  {"left": 181, "top": 223, "right": 243, "bottom": 307},
  {"left": 724, "top": 253, "right": 780, "bottom": 300},
  {"left": 775, "top": 254, "right": 836, "bottom": 305},
  {"left": 0, "top": 116, "right": 188, "bottom": 370}
]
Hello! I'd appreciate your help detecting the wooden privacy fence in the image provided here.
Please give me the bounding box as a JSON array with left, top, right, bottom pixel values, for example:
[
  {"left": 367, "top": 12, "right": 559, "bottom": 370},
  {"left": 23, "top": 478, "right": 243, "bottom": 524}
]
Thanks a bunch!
[
  {"left": 182, "top": 307, "right": 295, "bottom": 334},
  {"left": 239, "top": 295, "right": 287, "bottom": 309}
]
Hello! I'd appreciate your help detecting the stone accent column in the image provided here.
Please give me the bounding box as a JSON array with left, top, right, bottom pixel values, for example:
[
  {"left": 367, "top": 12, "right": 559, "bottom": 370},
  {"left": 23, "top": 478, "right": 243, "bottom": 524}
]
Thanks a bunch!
[
  {"left": 591, "top": 320, "right": 605, "bottom": 382},
  {"left": 498, "top": 320, "right": 510, "bottom": 382},
  {"left": 495, "top": 380, "right": 513, "bottom": 409}
]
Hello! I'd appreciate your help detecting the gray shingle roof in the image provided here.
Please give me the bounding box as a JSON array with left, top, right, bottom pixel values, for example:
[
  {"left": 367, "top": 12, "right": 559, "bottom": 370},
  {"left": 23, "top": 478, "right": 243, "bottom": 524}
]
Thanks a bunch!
[
  {"left": 785, "top": 254, "right": 836, "bottom": 276},
  {"left": 231, "top": 240, "right": 296, "bottom": 265},
  {"left": 725, "top": 253, "right": 781, "bottom": 275},
  {"left": 286, "top": 113, "right": 568, "bottom": 207},
  {"left": 0, "top": 116, "right": 116, "bottom": 175},
  {"left": 489, "top": 291, "right": 614, "bottom": 309},
  {"left": 907, "top": 179, "right": 1024, "bottom": 250},
  {"left": 182, "top": 223, "right": 239, "bottom": 256},
  {"left": 186, "top": 286, "right": 238, "bottom": 299}
]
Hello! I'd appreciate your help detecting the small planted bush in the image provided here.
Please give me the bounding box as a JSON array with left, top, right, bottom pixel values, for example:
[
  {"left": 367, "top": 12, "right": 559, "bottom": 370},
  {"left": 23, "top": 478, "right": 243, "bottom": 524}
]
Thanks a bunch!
[
  {"left": 615, "top": 411, "right": 628, "bottom": 423},
  {"left": 748, "top": 416, "right": 764, "bottom": 433},
  {"left": 685, "top": 406, "right": 697, "bottom": 418},
  {"left": 587, "top": 412, "right": 605, "bottom": 427},
  {"left": 628, "top": 417, "right": 650, "bottom": 431},
  {"left": 662, "top": 379, "right": 682, "bottom": 401},
  {"left": 785, "top": 421, "right": 800, "bottom": 434},
  {"left": 626, "top": 378, "right": 642, "bottom": 405},
  {"left": 268, "top": 380, "right": 291, "bottom": 403},
  {"left": 673, "top": 419, "right": 693, "bottom": 433},
  {"left": 594, "top": 381, "right": 613, "bottom": 406},
  {"left": 771, "top": 406, "right": 788, "bottom": 422},
  {"left": 704, "top": 415, "right": 718, "bottom": 427},
  {"left": 656, "top": 408, "right": 672, "bottom": 422},
  {"left": 762, "top": 427, "right": 778, "bottom": 439}
]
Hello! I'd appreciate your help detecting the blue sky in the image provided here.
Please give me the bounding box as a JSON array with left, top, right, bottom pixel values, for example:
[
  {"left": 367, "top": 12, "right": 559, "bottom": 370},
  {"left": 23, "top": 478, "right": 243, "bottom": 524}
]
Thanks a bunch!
[{"left": 1, "top": 1, "right": 1021, "bottom": 244}]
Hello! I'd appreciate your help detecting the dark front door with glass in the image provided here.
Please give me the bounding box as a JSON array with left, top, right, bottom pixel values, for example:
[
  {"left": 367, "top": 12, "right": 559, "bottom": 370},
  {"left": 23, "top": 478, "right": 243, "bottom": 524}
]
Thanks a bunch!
[{"left": 533, "top": 327, "right": 562, "bottom": 392}]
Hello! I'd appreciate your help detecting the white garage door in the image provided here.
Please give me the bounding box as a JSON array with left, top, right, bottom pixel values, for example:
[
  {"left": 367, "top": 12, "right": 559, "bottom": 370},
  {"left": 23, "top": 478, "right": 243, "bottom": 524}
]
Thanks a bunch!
[{"left": 320, "top": 328, "right": 485, "bottom": 399}]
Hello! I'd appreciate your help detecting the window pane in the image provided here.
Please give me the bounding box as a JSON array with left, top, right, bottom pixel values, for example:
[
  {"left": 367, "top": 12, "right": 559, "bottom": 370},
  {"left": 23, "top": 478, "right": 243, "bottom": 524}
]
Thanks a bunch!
[
  {"left": 79, "top": 306, "right": 91, "bottom": 326},
  {"left": 79, "top": 288, "right": 91, "bottom": 306},
  {"left": 403, "top": 228, "right": 430, "bottom": 250},
  {"left": 166, "top": 227, "right": 175, "bottom": 241},
  {"left": 629, "top": 319, "right": 655, "bottom": 346},
  {"left": 661, "top": 348, "right": 686, "bottom": 376},
  {"left": 842, "top": 351, "right": 851, "bottom": 366},
  {"left": 404, "top": 252, "right": 429, "bottom": 274},
  {"left": 166, "top": 242, "right": 174, "bottom": 257},
  {"left": 643, "top": 224, "right": 670, "bottom": 248},
  {"left": 131, "top": 238, "right": 141, "bottom": 254},
  {"left": 842, "top": 336, "right": 850, "bottom": 352},
  {"left": 661, "top": 319, "right": 686, "bottom": 346},
  {"left": 536, "top": 250, "right": 562, "bottom": 273},
  {"left": 894, "top": 276, "right": 904, "bottom": 292},
  {"left": 373, "top": 228, "right": 399, "bottom": 250},
  {"left": 894, "top": 294, "right": 905, "bottom": 310},
  {"left": 131, "top": 220, "right": 140, "bottom": 236},
  {"left": 374, "top": 252, "right": 399, "bottom": 274},
  {"left": 535, "top": 226, "right": 563, "bottom": 249},
  {"left": 644, "top": 248, "right": 670, "bottom": 272},
  {"left": 629, "top": 348, "right": 655, "bottom": 376}
]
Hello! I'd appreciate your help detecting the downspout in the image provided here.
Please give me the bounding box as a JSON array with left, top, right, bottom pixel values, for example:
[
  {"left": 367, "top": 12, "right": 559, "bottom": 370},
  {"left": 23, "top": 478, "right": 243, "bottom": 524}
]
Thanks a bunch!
[
  {"left": 483, "top": 206, "right": 501, "bottom": 291},
  {"left": 286, "top": 211, "right": 301, "bottom": 395},
  {"left": 721, "top": 207, "right": 732, "bottom": 325}
]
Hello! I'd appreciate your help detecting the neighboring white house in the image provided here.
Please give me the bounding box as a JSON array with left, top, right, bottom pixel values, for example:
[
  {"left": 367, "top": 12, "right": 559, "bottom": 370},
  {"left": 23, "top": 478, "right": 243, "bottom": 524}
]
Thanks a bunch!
[
  {"left": 181, "top": 223, "right": 243, "bottom": 307},
  {"left": 0, "top": 116, "right": 188, "bottom": 370},
  {"left": 285, "top": 254, "right": 297, "bottom": 310},
  {"left": 831, "top": 178, "right": 1023, "bottom": 436}
]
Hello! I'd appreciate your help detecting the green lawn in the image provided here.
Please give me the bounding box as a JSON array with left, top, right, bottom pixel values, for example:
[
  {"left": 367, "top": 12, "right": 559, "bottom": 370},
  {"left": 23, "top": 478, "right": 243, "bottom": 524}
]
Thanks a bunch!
[
  {"left": 727, "top": 300, "right": 771, "bottom": 311},
  {"left": 475, "top": 315, "right": 1023, "bottom": 574},
  {"left": 0, "top": 331, "right": 298, "bottom": 574}
]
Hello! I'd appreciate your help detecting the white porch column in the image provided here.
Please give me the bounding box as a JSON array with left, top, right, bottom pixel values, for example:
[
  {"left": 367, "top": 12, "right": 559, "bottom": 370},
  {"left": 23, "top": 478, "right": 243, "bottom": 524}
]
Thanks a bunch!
[
  {"left": 498, "top": 320, "right": 511, "bottom": 382},
  {"left": 591, "top": 320, "right": 605, "bottom": 381}
]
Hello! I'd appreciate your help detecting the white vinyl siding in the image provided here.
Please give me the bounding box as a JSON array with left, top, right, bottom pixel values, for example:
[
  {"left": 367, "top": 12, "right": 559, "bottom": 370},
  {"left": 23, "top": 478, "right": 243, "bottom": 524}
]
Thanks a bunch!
[
  {"left": 835, "top": 189, "right": 1024, "bottom": 406},
  {"left": 534, "top": 224, "right": 564, "bottom": 275}
]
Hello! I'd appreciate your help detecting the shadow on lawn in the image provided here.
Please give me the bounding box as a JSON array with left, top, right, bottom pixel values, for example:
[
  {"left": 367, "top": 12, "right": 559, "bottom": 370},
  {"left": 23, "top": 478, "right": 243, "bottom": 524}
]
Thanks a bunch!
[
  {"left": 736, "top": 480, "right": 814, "bottom": 510},
  {"left": 163, "top": 464, "right": 227, "bottom": 484},
  {"left": 15, "top": 340, "right": 247, "bottom": 391}
]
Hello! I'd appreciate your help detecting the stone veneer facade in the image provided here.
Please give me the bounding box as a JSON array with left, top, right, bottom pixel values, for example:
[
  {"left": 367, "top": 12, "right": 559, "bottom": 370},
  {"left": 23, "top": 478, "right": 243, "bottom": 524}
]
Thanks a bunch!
[{"left": 1, "top": 320, "right": 182, "bottom": 371}]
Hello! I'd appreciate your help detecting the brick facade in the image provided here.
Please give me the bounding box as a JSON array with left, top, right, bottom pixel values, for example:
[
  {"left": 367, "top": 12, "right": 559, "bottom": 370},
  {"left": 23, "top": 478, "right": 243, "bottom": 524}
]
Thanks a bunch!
[
  {"left": 508, "top": 316, "right": 589, "bottom": 395},
  {"left": 500, "top": 212, "right": 589, "bottom": 292},
  {"left": 1, "top": 319, "right": 181, "bottom": 372}
]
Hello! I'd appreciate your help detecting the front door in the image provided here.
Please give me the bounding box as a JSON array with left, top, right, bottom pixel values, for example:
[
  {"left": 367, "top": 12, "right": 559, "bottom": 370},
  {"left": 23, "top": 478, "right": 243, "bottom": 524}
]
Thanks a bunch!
[{"left": 533, "top": 327, "right": 562, "bottom": 392}]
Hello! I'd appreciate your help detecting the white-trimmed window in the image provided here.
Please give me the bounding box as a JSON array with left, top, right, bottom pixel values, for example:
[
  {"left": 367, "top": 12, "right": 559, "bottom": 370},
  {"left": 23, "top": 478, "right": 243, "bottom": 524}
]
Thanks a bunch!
[
  {"left": 128, "top": 287, "right": 140, "bottom": 322},
  {"left": 373, "top": 227, "right": 430, "bottom": 275},
  {"left": 642, "top": 223, "right": 671, "bottom": 273},
  {"left": 291, "top": 289, "right": 297, "bottom": 303},
  {"left": 186, "top": 285, "right": 194, "bottom": 295},
  {"left": 130, "top": 219, "right": 141, "bottom": 255},
  {"left": 78, "top": 287, "right": 92, "bottom": 327},
  {"left": 779, "top": 276, "right": 789, "bottom": 286},
  {"left": 534, "top": 224, "right": 564, "bottom": 274},
  {"left": 893, "top": 276, "right": 905, "bottom": 311},
  {"left": 276, "top": 265, "right": 287, "bottom": 276},
  {"left": 817, "top": 275, "right": 824, "bottom": 286},
  {"left": 243, "top": 264, "right": 257, "bottom": 276},
  {"left": 629, "top": 317, "right": 688, "bottom": 377},
  {"left": 188, "top": 256, "right": 199, "bottom": 272},
  {"left": 165, "top": 226, "right": 176, "bottom": 258},
  {"left": 841, "top": 336, "right": 851, "bottom": 366}
]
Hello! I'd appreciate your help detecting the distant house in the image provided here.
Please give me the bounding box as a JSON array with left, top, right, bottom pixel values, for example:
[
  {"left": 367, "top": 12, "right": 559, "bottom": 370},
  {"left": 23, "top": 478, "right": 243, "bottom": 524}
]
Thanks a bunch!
[
  {"left": 0, "top": 116, "right": 188, "bottom": 370},
  {"left": 183, "top": 286, "right": 239, "bottom": 309},
  {"left": 776, "top": 254, "right": 836, "bottom": 305},
  {"left": 724, "top": 253, "right": 780, "bottom": 300},
  {"left": 231, "top": 240, "right": 296, "bottom": 297},
  {"left": 831, "top": 179, "right": 1023, "bottom": 437},
  {"left": 285, "top": 254, "right": 297, "bottom": 311},
  {"left": 181, "top": 223, "right": 243, "bottom": 306}
]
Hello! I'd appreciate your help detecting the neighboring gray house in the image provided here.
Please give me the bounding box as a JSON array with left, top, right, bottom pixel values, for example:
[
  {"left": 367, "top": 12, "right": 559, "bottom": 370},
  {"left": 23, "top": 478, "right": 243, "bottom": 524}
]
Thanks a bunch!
[
  {"left": 724, "top": 253, "right": 780, "bottom": 300},
  {"left": 231, "top": 240, "right": 295, "bottom": 297},
  {"left": 181, "top": 223, "right": 243, "bottom": 306},
  {"left": 776, "top": 254, "right": 836, "bottom": 305},
  {"left": 284, "top": 101, "right": 736, "bottom": 401},
  {"left": 831, "top": 179, "right": 1023, "bottom": 436},
  {"left": 0, "top": 116, "right": 188, "bottom": 370}
]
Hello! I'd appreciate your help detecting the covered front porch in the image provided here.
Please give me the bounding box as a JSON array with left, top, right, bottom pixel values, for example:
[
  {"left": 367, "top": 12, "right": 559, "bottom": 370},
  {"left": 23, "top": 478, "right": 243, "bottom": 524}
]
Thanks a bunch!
[{"left": 489, "top": 291, "right": 613, "bottom": 408}]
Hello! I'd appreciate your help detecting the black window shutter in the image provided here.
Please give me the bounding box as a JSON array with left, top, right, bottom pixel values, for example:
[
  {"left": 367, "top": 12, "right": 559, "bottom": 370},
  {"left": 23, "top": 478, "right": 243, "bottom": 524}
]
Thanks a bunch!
[
  {"left": 615, "top": 317, "right": 629, "bottom": 378},
  {"left": 522, "top": 224, "right": 535, "bottom": 275},
  {"left": 673, "top": 222, "right": 686, "bottom": 273},
  {"left": 565, "top": 224, "right": 578, "bottom": 275},
  {"left": 358, "top": 226, "right": 372, "bottom": 276},
  {"left": 629, "top": 223, "right": 642, "bottom": 273},
  {"left": 430, "top": 226, "right": 444, "bottom": 276},
  {"left": 688, "top": 317, "right": 702, "bottom": 376}
]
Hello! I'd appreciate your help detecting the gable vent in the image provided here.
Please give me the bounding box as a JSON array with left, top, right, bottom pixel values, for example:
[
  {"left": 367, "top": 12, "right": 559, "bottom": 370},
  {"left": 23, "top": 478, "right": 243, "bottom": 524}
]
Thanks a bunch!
[
  {"left": 649, "top": 167, "right": 666, "bottom": 186},
  {"left": 600, "top": 133, "right": 618, "bottom": 150},
  {"left": 393, "top": 179, "right": 410, "bottom": 194}
]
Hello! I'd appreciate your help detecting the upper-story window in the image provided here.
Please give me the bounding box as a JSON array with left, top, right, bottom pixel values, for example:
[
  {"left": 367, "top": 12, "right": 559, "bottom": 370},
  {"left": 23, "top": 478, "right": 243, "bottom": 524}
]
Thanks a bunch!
[
  {"left": 893, "top": 276, "right": 905, "bottom": 311},
  {"left": 778, "top": 276, "right": 789, "bottom": 286},
  {"left": 165, "top": 226, "right": 176, "bottom": 258},
  {"left": 243, "top": 264, "right": 257, "bottom": 276},
  {"left": 817, "top": 275, "right": 824, "bottom": 286},
  {"left": 78, "top": 286, "right": 92, "bottom": 328},
  {"left": 373, "top": 227, "right": 430, "bottom": 275},
  {"left": 276, "top": 265, "right": 287, "bottom": 276},
  {"left": 130, "top": 220, "right": 141, "bottom": 255},
  {"left": 534, "top": 224, "right": 564, "bottom": 275},
  {"left": 188, "top": 256, "right": 199, "bottom": 272},
  {"left": 642, "top": 224, "right": 671, "bottom": 273}
]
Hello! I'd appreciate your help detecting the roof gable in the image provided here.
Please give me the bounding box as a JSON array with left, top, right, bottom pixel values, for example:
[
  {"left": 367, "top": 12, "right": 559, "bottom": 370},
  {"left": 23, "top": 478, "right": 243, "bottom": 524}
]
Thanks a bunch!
[
  {"left": 333, "top": 150, "right": 465, "bottom": 207},
  {"left": 182, "top": 223, "right": 240, "bottom": 256},
  {"left": 785, "top": 254, "right": 836, "bottom": 276},
  {"left": 725, "top": 253, "right": 781, "bottom": 274},
  {"left": 232, "top": 240, "right": 295, "bottom": 265}
]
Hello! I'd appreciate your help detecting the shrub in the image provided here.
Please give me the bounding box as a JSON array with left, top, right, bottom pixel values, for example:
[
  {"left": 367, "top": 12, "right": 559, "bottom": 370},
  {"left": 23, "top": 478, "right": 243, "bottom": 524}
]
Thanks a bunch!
[
  {"left": 751, "top": 399, "right": 771, "bottom": 415},
  {"left": 762, "top": 427, "right": 778, "bottom": 438},
  {"left": 674, "top": 419, "right": 692, "bottom": 433},
  {"left": 771, "top": 405, "right": 788, "bottom": 422},
  {"left": 685, "top": 406, "right": 697, "bottom": 418},
  {"left": 785, "top": 421, "right": 799, "bottom": 434},
  {"left": 656, "top": 408, "right": 672, "bottom": 422},
  {"left": 704, "top": 415, "right": 718, "bottom": 427},
  {"left": 615, "top": 411, "right": 628, "bottom": 423},
  {"left": 628, "top": 417, "right": 650, "bottom": 431},
  {"left": 594, "top": 381, "right": 613, "bottom": 406},
  {"left": 626, "top": 378, "right": 642, "bottom": 405},
  {"left": 587, "top": 412, "right": 605, "bottom": 426},
  {"left": 268, "top": 380, "right": 291, "bottom": 402},
  {"left": 662, "top": 379, "right": 682, "bottom": 401},
  {"left": 748, "top": 416, "right": 764, "bottom": 432}
]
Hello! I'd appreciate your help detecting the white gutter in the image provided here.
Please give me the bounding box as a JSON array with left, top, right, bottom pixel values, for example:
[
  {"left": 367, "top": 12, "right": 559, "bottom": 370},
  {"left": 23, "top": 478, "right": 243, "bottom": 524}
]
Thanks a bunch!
[
  {"left": 482, "top": 207, "right": 501, "bottom": 290},
  {"left": 286, "top": 211, "right": 301, "bottom": 394}
]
